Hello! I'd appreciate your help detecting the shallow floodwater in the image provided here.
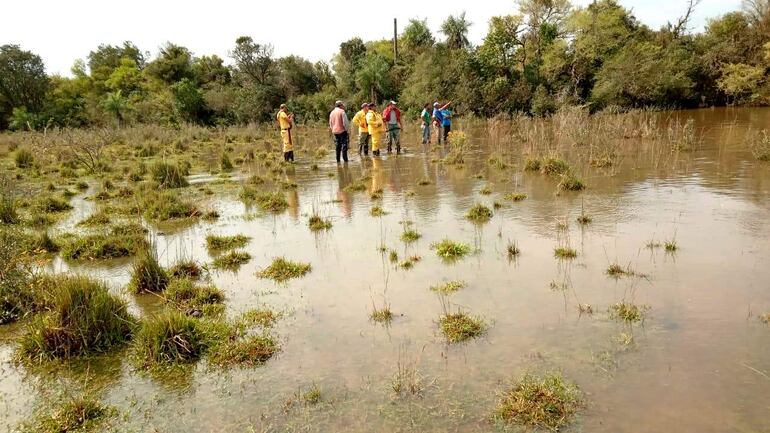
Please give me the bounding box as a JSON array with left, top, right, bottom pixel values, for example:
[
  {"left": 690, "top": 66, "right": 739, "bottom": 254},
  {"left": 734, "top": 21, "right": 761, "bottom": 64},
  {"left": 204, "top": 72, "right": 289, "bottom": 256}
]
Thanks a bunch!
[{"left": 2, "top": 107, "right": 770, "bottom": 432}]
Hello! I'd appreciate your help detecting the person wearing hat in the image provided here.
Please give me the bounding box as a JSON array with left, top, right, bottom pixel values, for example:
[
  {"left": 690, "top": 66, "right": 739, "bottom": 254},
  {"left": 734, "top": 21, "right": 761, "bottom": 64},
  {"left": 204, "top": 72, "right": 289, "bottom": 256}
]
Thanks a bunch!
[
  {"left": 381, "top": 100, "right": 403, "bottom": 154},
  {"left": 352, "top": 102, "right": 370, "bottom": 156},
  {"left": 329, "top": 100, "right": 350, "bottom": 163},
  {"left": 365, "top": 102, "right": 386, "bottom": 157},
  {"left": 432, "top": 101, "right": 451, "bottom": 144},
  {"left": 276, "top": 103, "right": 295, "bottom": 161}
]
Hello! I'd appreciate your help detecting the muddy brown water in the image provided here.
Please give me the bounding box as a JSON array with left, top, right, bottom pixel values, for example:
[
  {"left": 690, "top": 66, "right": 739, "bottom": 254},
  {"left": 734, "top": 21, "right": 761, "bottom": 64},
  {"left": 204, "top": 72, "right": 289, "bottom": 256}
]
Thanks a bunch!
[{"left": 2, "top": 108, "right": 770, "bottom": 432}]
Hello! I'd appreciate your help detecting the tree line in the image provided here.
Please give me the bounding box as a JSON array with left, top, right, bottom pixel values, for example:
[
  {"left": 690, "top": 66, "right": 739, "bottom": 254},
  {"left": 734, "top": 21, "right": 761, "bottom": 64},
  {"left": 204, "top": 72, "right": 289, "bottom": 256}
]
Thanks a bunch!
[{"left": 1, "top": 0, "right": 769, "bottom": 131}]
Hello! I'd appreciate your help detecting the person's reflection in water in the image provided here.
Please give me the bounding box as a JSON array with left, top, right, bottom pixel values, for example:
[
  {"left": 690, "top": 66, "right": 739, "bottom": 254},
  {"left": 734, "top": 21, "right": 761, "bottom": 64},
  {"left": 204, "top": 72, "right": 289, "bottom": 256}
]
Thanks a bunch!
[
  {"left": 336, "top": 164, "right": 352, "bottom": 218},
  {"left": 283, "top": 165, "right": 300, "bottom": 219},
  {"left": 371, "top": 156, "right": 384, "bottom": 196}
]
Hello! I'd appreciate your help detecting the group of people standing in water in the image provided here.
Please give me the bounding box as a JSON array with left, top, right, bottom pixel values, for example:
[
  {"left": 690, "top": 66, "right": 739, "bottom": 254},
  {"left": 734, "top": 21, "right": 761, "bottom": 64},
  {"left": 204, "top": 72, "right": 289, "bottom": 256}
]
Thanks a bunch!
[{"left": 275, "top": 100, "right": 452, "bottom": 163}]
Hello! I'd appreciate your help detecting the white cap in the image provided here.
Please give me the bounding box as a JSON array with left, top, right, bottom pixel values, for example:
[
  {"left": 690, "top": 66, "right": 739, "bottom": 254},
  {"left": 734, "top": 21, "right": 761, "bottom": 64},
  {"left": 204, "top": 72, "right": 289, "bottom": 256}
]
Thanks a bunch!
[{"left": 390, "top": 101, "right": 397, "bottom": 105}]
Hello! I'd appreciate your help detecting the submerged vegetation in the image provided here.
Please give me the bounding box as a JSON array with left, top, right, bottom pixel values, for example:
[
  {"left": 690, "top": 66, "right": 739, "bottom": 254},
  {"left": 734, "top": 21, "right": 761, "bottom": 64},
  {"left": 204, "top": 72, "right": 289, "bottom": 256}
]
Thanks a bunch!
[
  {"left": 24, "top": 394, "right": 116, "bottom": 433},
  {"left": 609, "top": 302, "right": 650, "bottom": 323},
  {"left": 205, "top": 234, "right": 251, "bottom": 252},
  {"left": 430, "top": 280, "right": 467, "bottom": 294},
  {"left": 495, "top": 372, "right": 582, "bottom": 431},
  {"left": 257, "top": 257, "right": 311, "bottom": 282}
]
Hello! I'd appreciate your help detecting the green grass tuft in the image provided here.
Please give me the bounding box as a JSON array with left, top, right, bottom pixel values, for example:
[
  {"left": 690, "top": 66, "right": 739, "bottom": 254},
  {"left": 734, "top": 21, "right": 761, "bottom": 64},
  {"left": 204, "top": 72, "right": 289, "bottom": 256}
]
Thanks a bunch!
[
  {"left": 128, "top": 249, "right": 169, "bottom": 293},
  {"left": 25, "top": 394, "right": 115, "bottom": 433},
  {"left": 164, "top": 278, "right": 224, "bottom": 312},
  {"left": 494, "top": 372, "right": 582, "bottom": 431},
  {"left": 432, "top": 239, "right": 472, "bottom": 260},
  {"left": 132, "top": 311, "right": 214, "bottom": 368},
  {"left": 208, "top": 334, "right": 280, "bottom": 367},
  {"left": 439, "top": 312, "right": 487, "bottom": 343},
  {"left": 400, "top": 229, "right": 421, "bottom": 243},
  {"left": 60, "top": 230, "right": 148, "bottom": 261},
  {"left": 370, "top": 206, "right": 389, "bottom": 216},
  {"left": 17, "top": 275, "right": 136, "bottom": 362},
  {"left": 430, "top": 280, "right": 467, "bottom": 294},
  {"left": 308, "top": 215, "right": 332, "bottom": 231},
  {"left": 504, "top": 192, "right": 528, "bottom": 202},
  {"left": 151, "top": 161, "right": 189, "bottom": 188},
  {"left": 609, "top": 302, "right": 649, "bottom": 323},
  {"left": 257, "top": 257, "right": 311, "bottom": 282},
  {"left": 205, "top": 234, "right": 251, "bottom": 252},
  {"left": 554, "top": 247, "right": 578, "bottom": 259},
  {"left": 211, "top": 250, "right": 251, "bottom": 271},
  {"left": 168, "top": 260, "right": 203, "bottom": 280},
  {"left": 466, "top": 203, "right": 493, "bottom": 222}
]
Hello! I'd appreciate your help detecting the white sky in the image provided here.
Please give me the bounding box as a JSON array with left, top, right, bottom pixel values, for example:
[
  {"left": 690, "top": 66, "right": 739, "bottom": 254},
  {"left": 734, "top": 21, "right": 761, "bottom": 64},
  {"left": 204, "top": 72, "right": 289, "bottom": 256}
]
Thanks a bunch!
[{"left": 1, "top": 0, "right": 744, "bottom": 76}]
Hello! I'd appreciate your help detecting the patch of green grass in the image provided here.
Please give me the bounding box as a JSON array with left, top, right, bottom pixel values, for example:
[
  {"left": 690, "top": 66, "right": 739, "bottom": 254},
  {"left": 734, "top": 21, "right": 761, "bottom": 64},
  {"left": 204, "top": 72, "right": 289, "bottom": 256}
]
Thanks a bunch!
[
  {"left": 439, "top": 312, "right": 487, "bottom": 343},
  {"left": 0, "top": 228, "right": 38, "bottom": 324},
  {"left": 24, "top": 394, "right": 116, "bottom": 433},
  {"left": 541, "top": 157, "right": 570, "bottom": 176},
  {"left": 15, "top": 148, "right": 34, "bottom": 168},
  {"left": 504, "top": 192, "right": 528, "bottom": 202},
  {"left": 432, "top": 239, "right": 471, "bottom": 261},
  {"left": 577, "top": 213, "right": 592, "bottom": 225},
  {"left": 308, "top": 214, "right": 332, "bottom": 231},
  {"left": 370, "top": 206, "right": 388, "bottom": 216},
  {"left": 34, "top": 196, "right": 73, "bottom": 213},
  {"left": 480, "top": 184, "right": 493, "bottom": 195},
  {"left": 609, "top": 302, "right": 649, "bottom": 323},
  {"left": 236, "top": 309, "right": 281, "bottom": 329},
  {"left": 78, "top": 210, "right": 111, "bottom": 226},
  {"left": 524, "top": 157, "right": 541, "bottom": 171},
  {"left": 164, "top": 278, "right": 224, "bottom": 312},
  {"left": 400, "top": 229, "right": 421, "bottom": 243},
  {"left": 559, "top": 174, "right": 586, "bottom": 191},
  {"left": 168, "top": 259, "right": 203, "bottom": 280},
  {"left": 388, "top": 250, "right": 399, "bottom": 263},
  {"left": 151, "top": 161, "right": 189, "bottom": 188},
  {"left": 554, "top": 247, "right": 578, "bottom": 259},
  {"left": 301, "top": 384, "right": 322, "bottom": 405},
  {"left": 606, "top": 263, "right": 643, "bottom": 278},
  {"left": 370, "top": 303, "right": 394, "bottom": 324},
  {"left": 208, "top": 334, "right": 280, "bottom": 367},
  {"left": 142, "top": 192, "right": 200, "bottom": 221},
  {"left": 466, "top": 203, "right": 493, "bottom": 222},
  {"left": 494, "top": 372, "right": 582, "bottom": 431},
  {"left": 253, "top": 191, "right": 288, "bottom": 212},
  {"left": 129, "top": 248, "right": 169, "bottom": 294},
  {"left": 220, "top": 152, "right": 234, "bottom": 172},
  {"left": 132, "top": 311, "right": 214, "bottom": 368},
  {"left": 257, "top": 257, "right": 311, "bottom": 282},
  {"left": 211, "top": 250, "right": 251, "bottom": 271},
  {"left": 60, "top": 231, "right": 148, "bottom": 261},
  {"left": 759, "top": 313, "right": 770, "bottom": 324},
  {"left": 17, "top": 275, "right": 136, "bottom": 362},
  {"left": 430, "top": 280, "right": 467, "bottom": 294},
  {"left": 205, "top": 234, "right": 251, "bottom": 252},
  {"left": 664, "top": 239, "right": 678, "bottom": 252}
]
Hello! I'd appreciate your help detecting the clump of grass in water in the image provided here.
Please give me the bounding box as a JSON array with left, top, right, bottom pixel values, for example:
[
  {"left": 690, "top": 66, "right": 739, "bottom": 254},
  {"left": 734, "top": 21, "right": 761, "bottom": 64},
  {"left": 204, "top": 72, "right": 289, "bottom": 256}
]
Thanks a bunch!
[
  {"left": 257, "top": 257, "right": 311, "bottom": 282},
  {"left": 466, "top": 203, "right": 493, "bottom": 222},
  {"left": 370, "top": 206, "right": 389, "bottom": 216},
  {"left": 524, "top": 157, "right": 541, "bottom": 171},
  {"left": 432, "top": 239, "right": 471, "bottom": 260},
  {"left": 220, "top": 152, "right": 234, "bottom": 172},
  {"left": 746, "top": 129, "right": 770, "bottom": 161},
  {"left": 430, "top": 280, "right": 467, "bottom": 294},
  {"left": 205, "top": 234, "right": 250, "bottom": 252},
  {"left": 17, "top": 275, "right": 136, "bottom": 362},
  {"left": 559, "top": 174, "right": 586, "bottom": 191},
  {"left": 664, "top": 239, "right": 678, "bottom": 252},
  {"left": 164, "top": 278, "right": 224, "bottom": 312},
  {"left": 133, "top": 311, "right": 216, "bottom": 368},
  {"left": 399, "top": 255, "right": 421, "bottom": 269},
  {"left": 504, "top": 192, "right": 527, "bottom": 202},
  {"left": 25, "top": 394, "right": 116, "bottom": 433},
  {"left": 34, "top": 196, "right": 73, "bottom": 213},
  {"left": 577, "top": 213, "right": 592, "bottom": 225},
  {"left": 439, "top": 312, "right": 487, "bottom": 343},
  {"left": 212, "top": 250, "right": 251, "bottom": 271},
  {"left": 308, "top": 214, "right": 332, "bottom": 231},
  {"left": 480, "top": 184, "right": 493, "bottom": 195},
  {"left": 541, "top": 157, "right": 570, "bottom": 176},
  {"left": 370, "top": 302, "right": 393, "bottom": 324},
  {"left": 208, "top": 333, "right": 279, "bottom": 368},
  {"left": 344, "top": 179, "right": 367, "bottom": 192},
  {"left": 168, "top": 259, "right": 203, "bottom": 280},
  {"left": 151, "top": 161, "right": 189, "bottom": 188},
  {"left": 759, "top": 313, "right": 770, "bottom": 324},
  {"left": 255, "top": 191, "right": 289, "bottom": 212},
  {"left": 609, "top": 302, "right": 650, "bottom": 323},
  {"left": 236, "top": 309, "right": 281, "bottom": 329},
  {"left": 78, "top": 210, "right": 111, "bottom": 226},
  {"left": 578, "top": 304, "right": 594, "bottom": 315},
  {"left": 400, "top": 229, "right": 421, "bottom": 243},
  {"left": 142, "top": 191, "right": 200, "bottom": 221},
  {"left": 506, "top": 240, "right": 521, "bottom": 259},
  {"left": 60, "top": 229, "right": 148, "bottom": 261},
  {"left": 494, "top": 372, "right": 582, "bottom": 431},
  {"left": 129, "top": 248, "right": 169, "bottom": 294},
  {"left": 554, "top": 247, "right": 578, "bottom": 259},
  {"left": 606, "top": 262, "right": 644, "bottom": 279},
  {"left": 15, "top": 148, "right": 34, "bottom": 168},
  {"left": 417, "top": 178, "right": 432, "bottom": 186}
]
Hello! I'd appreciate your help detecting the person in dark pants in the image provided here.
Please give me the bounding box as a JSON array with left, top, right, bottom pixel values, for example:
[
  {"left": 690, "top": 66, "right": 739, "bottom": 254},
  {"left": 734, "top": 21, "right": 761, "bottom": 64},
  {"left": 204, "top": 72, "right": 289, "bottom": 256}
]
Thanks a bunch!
[{"left": 329, "top": 100, "right": 350, "bottom": 163}]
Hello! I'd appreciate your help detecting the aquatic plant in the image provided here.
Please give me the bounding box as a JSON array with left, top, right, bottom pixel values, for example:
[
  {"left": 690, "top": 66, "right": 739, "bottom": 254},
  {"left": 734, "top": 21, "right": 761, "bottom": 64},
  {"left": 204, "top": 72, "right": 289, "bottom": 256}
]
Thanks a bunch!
[
  {"left": 417, "top": 178, "right": 432, "bottom": 186},
  {"left": 0, "top": 228, "right": 37, "bottom": 324},
  {"left": 17, "top": 275, "right": 136, "bottom": 361},
  {"left": 78, "top": 210, "right": 111, "bottom": 226},
  {"left": 220, "top": 152, "right": 234, "bottom": 172},
  {"left": 168, "top": 259, "right": 203, "bottom": 280},
  {"left": 211, "top": 250, "right": 251, "bottom": 270},
  {"left": 370, "top": 206, "right": 389, "bottom": 216},
  {"left": 129, "top": 248, "right": 169, "bottom": 293},
  {"left": 664, "top": 239, "right": 678, "bottom": 252},
  {"left": 609, "top": 302, "right": 649, "bottom": 323},
  {"left": 467, "top": 203, "right": 493, "bottom": 222},
  {"left": 391, "top": 357, "right": 424, "bottom": 398},
  {"left": 151, "top": 161, "right": 188, "bottom": 188},
  {"left": 506, "top": 240, "right": 521, "bottom": 259},
  {"left": 759, "top": 313, "right": 770, "bottom": 324},
  {"left": 308, "top": 214, "right": 332, "bottom": 231},
  {"left": 142, "top": 191, "right": 200, "bottom": 221},
  {"left": 34, "top": 196, "right": 73, "bottom": 213},
  {"left": 541, "top": 157, "right": 570, "bottom": 176},
  {"left": 494, "top": 372, "right": 582, "bottom": 431},
  {"left": 254, "top": 191, "right": 289, "bottom": 212},
  {"left": 205, "top": 234, "right": 251, "bottom": 251},
  {"left": 504, "top": 192, "right": 527, "bottom": 202},
  {"left": 24, "top": 395, "right": 115, "bottom": 433},
  {"left": 524, "top": 157, "right": 541, "bottom": 171},
  {"left": 236, "top": 309, "right": 281, "bottom": 329},
  {"left": 164, "top": 278, "right": 224, "bottom": 312},
  {"left": 747, "top": 130, "right": 770, "bottom": 161},
  {"left": 432, "top": 239, "right": 471, "bottom": 260},
  {"left": 554, "top": 247, "right": 578, "bottom": 259},
  {"left": 370, "top": 302, "right": 394, "bottom": 324},
  {"left": 257, "top": 257, "right": 311, "bottom": 282},
  {"left": 577, "top": 213, "right": 592, "bottom": 225},
  {"left": 400, "top": 229, "right": 421, "bottom": 243},
  {"left": 559, "top": 174, "right": 586, "bottom": 191},
  {"left": 606, "top": 263, "right": 642, "bottom": 278},
  {"left": 578, "top": 304, "right": 594, "bottom": 315},
  {"left": 208, "top": 334, "right": 279, "bottom": 367},
  {"left": 439, "top": 312, "right": 487, "bottom": 343},
  {"left": 430, "top": 280, "right": 467, "bottom": 294},
  {"left": 480, "top": 184, "right": 493, "bottom": 195},
  {"left": 133, "top": 311, "right": 213, "bottom": 368},
  {"left": 60, "top": 231, "right": 148, "bottom": 261}
]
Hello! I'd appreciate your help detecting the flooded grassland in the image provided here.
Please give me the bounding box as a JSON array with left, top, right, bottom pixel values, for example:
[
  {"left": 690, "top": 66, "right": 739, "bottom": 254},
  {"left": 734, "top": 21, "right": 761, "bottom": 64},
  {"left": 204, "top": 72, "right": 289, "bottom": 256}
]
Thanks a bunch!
[{"left": 1, "top": 107, "right": 769, "bottom": 432}]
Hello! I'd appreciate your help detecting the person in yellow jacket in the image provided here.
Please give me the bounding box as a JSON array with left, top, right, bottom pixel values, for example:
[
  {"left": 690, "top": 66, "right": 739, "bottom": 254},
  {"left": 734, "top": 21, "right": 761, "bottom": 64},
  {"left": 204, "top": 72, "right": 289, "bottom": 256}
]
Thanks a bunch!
[
  {"left": 276, "top": 103, "right": 295, "bottom": 162},
  {"left": 365, "top": 103, "right": 385, "bottom": 157},
  {"left": 351, "top": 102, "right": 370, "bottom": 156}
]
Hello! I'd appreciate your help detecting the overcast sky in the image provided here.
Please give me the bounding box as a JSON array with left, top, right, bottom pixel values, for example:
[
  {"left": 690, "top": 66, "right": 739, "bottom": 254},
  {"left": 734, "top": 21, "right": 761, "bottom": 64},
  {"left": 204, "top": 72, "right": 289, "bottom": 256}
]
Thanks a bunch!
[{"left": 1, "top": 0, "right": 744, "bottom": 76}]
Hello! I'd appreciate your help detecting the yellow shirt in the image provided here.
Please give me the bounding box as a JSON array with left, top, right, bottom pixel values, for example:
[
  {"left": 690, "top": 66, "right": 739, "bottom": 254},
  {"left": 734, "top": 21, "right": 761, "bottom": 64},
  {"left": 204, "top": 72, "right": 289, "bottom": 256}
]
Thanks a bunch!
[
  {"left": 352, "top": 110, "right": 368, "bottom": 133},
  {"left": 277, "top": 111, "right": 291, "bottom": 129},
  {"left": 365, "top": 111, "right": 384, "bottom": 135}
]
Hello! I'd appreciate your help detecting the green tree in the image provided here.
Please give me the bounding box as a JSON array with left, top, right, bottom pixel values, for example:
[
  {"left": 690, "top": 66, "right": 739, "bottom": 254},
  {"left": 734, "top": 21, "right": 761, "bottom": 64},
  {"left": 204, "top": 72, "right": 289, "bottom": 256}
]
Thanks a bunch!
[
  {"left": 0, "top": 45, "right": 49, "bottom": 129},
  {"left": 145, "top": 43, "right": 194, "bottom": 84},
  {"left": 170, "top": 78, "right": 205, "bottom": 123},
  {"left": 355, "top": 52, "right": 392, "bottom": 103},
  {"left": 401, "top": 18, "right": 435, "bottom": 55},
  {"left": 192, "top": 55, "right": 230, "bottom": 85},
  {"left": 441, "top": 13, "right": 472, "bottom": 49},
  {"left": 103, "top": 90, "right": 129, "bottom": 125},
  {"left": 231, "top": 36, "right": 275, "bottom": 85}
]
